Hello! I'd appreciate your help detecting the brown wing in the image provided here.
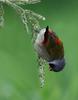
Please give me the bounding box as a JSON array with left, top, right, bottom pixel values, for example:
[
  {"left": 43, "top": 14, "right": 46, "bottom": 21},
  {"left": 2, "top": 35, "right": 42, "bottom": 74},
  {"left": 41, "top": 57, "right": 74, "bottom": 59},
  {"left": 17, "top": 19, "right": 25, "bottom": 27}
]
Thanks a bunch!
[{"left": 44, "top": 33, "right": 64, "bottom": 60}]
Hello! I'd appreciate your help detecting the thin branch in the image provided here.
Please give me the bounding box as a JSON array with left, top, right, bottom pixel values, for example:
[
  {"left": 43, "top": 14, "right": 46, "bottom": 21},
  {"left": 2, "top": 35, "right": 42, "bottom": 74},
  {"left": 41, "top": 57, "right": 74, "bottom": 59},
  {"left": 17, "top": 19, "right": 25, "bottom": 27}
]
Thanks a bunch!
[{"left": 0, "top": 0, "right": 45, "bottom": 32}]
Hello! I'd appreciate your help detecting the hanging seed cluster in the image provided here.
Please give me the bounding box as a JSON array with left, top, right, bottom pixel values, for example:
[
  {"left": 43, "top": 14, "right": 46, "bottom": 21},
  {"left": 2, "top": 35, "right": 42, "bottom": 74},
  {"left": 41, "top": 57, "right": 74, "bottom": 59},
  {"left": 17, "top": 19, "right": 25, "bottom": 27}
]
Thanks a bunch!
[{"left": 0, "top": 0, "right": 46, "bottom": 87}]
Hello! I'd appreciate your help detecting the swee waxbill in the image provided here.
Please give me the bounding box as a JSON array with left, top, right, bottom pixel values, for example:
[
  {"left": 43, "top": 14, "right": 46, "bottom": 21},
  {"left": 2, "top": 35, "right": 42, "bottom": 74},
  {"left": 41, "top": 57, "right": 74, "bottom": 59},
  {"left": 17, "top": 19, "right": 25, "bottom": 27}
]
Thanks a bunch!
[{"left": 34, "top": 26, "right": 65, "bottom": 72}]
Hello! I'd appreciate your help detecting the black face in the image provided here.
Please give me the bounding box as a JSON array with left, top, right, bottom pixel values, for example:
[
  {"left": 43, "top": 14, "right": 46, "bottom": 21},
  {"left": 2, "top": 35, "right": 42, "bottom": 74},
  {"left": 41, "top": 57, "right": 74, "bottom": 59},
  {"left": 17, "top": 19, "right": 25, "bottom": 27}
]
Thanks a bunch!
[{"left": 49, "top": 63, "right": 65, "bottom": 72}]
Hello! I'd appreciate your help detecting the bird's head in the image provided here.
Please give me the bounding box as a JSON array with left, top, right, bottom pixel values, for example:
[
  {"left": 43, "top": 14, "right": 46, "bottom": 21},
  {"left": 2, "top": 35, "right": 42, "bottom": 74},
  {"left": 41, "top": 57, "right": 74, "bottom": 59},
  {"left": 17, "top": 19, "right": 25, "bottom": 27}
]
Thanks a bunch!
[{"left": 48, "top": 58, "right": 65, "bottom": 72}]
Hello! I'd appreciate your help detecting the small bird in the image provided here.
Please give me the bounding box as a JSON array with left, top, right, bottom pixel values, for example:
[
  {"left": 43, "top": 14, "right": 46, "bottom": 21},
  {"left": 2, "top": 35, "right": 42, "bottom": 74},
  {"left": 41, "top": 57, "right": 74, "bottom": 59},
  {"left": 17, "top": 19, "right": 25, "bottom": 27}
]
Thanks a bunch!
[{"left": 34, "top": 26, "right": 65, "bottom": 72}]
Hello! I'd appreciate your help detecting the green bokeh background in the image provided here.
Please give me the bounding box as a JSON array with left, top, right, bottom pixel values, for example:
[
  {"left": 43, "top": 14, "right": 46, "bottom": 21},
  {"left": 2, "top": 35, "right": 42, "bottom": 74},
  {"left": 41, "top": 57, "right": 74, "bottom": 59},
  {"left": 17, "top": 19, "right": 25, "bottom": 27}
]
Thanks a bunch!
[{"left": 0, "top": 0, "right": 78, "bottom": 100}]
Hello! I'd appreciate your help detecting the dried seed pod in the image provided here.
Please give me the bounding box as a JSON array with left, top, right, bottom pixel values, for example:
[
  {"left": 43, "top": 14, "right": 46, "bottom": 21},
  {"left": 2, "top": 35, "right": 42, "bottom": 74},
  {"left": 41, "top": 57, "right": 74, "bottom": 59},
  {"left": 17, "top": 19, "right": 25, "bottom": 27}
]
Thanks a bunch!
[{"left": 11, "top": 0, "right": 41, "bottom": 5}]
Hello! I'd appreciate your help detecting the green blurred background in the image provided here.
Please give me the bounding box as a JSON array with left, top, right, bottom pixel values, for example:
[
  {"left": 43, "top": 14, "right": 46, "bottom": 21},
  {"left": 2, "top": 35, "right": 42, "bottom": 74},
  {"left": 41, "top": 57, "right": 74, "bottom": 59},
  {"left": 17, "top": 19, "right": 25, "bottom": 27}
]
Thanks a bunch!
[{"left": 0, "top": 0, "right": 78, "bottom": 100}]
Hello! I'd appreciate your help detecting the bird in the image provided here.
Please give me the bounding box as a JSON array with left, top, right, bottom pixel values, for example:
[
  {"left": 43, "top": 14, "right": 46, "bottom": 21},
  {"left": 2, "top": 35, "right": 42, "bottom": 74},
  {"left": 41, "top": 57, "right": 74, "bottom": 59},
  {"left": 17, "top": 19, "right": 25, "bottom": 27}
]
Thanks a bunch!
[{"left": 34, "top": 26, "right": 65, "bottom": 72}]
